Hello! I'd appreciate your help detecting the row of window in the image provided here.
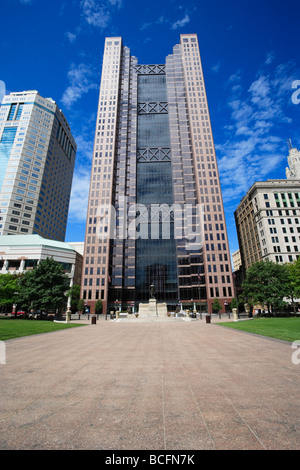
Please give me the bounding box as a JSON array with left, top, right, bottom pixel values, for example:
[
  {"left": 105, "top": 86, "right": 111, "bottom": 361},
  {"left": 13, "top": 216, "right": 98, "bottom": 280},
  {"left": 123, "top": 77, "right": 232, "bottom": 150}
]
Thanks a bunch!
[
  {"left": 208, "top": 275, "right": 232, "bottom": 284},
  {"left": 84, "top": 278, "right": 106, "bottom": 286},
  {"left": 275, "top": 255, "right": 299, "bottom": 262},
  {"left": 272, "top": 245, "right": 299, "bottom": 253},
  {"left": 82, "top": 290, "right": 105, "bottom": 300},
  {"left": 267, "top": 217, "right": 299, "bottom": 225},
  {"left": 209, "top": 286, "right": 232, "bottom": 298}
]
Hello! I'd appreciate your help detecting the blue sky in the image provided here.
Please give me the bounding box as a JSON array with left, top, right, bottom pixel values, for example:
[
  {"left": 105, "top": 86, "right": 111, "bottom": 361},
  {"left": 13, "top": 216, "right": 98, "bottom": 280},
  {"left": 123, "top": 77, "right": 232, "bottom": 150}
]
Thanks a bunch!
[{"left": 1, "top": 0, "right": 299, "bottom": 257}]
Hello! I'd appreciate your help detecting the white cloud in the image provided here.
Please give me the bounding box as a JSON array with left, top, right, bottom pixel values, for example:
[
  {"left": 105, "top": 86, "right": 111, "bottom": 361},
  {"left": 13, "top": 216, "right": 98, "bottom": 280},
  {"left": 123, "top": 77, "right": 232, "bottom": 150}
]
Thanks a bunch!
[
  {"left": 61, "top": 63, "right": 98, "bottom": 108},
  {"left": 171, "top": 14, "right": 190, "bottom": 30},
  {"left": 80, "top": 0, "right": 122, "bottom": 29},
  {"left": 139, "top": 13, "right": 192, "bottom": 33},
  {"left": 217, "top": 59, "right": 299, "bottom": 202},
  {"left": 265, "top": 51, "right": 275, "bottom": 65},
  {"left": 68, "top": 165, "right": 91, "bottom": 222},
  {"left": 249, "top": 75, "right": 270, "bottom": 102},
  {"left": 108, "top": 0, "right": 122, "bottom": 7},
  {"left": 211, "top": 62, "right": 221, "bottom": 73},
  {"left": 156, "top": 16, "right": 166, "bottom": 24},
  {"left": 65, "top": 32, "right": 77, "bottom": 43},
  {"left": 73, "top": 131, "right": 95, "bottom": 163},
  {"left": 67, "top": 115, "right": 97, "bottom": 222},
  {"left": 140, "top": 22, "right": 152, "bottom": 31}
]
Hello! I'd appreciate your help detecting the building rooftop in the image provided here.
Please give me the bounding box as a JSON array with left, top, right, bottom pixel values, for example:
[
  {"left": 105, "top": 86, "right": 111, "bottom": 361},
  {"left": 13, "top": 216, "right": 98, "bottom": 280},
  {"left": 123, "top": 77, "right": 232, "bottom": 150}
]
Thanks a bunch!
[{"left": 0, "top": 235, "right": 75, "bottom": 252}]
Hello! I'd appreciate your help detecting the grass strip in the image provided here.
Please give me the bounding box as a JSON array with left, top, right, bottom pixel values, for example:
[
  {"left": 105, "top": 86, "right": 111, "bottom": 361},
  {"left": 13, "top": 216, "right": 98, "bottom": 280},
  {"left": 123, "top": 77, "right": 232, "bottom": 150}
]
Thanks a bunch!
[
  {"left": 217, "top": 317, "right": 300, "bottom": 343},
  {"left": 0, "top": 318, "right": 86, "bottom": 341}
]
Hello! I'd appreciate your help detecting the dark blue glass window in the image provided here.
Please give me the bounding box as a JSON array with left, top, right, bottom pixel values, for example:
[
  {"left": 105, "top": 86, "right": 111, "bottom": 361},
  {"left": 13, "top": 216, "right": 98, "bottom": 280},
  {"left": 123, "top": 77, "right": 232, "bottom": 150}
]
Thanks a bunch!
[
  {"left": 7, "top": 104, "right": 17, "bottom": 121},
  {"left": 0, "top": 127, "right": 17, "bottom": 191},
  {"left": 136, "top": 72, "right": 178, "bottom": 303}
]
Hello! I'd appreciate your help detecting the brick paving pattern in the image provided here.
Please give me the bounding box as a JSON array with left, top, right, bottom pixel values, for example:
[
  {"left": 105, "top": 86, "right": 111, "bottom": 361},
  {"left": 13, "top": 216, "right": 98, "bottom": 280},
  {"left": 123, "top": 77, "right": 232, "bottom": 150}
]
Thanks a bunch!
[{"left": 0, "top": 316, "right": 299, "bottom": 450}]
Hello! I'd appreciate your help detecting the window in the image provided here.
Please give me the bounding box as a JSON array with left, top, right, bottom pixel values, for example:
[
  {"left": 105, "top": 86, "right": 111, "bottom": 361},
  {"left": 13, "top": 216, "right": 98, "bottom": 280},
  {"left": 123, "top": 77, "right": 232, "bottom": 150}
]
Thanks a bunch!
[
  {"left": 7, "top": 103, "right": 24, "bottom": 121},
  {"left": 0, "top": 127, "right": 18, "bottom": 189},
  {"left": 7, "top": 104, "right": 17, "bottom": 121},
  {"left": 15, "top": 104, "right": 24, "bottom": 120}
]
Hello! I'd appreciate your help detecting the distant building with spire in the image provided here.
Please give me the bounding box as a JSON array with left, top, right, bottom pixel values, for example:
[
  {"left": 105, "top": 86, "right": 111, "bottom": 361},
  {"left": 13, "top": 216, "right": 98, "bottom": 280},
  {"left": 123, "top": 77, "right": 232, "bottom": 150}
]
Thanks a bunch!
[{"left": 286, "top": 140, "right": 300, "bottom": 179}]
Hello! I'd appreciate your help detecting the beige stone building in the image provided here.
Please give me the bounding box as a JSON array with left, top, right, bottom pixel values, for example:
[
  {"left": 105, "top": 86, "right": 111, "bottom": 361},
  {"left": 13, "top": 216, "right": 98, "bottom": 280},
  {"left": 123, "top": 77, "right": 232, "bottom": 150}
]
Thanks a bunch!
[
  {"left": 232, "top": 249, "right": 242, "bottom": 272},
  {"left": 235, "top": 145, "right": 300, "bottom": 273}
]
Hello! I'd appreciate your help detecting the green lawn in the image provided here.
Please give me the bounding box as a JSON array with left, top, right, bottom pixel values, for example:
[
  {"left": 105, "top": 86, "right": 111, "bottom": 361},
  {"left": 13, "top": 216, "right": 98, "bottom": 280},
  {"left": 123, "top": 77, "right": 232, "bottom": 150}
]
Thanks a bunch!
[
  {"left": 0, "top": 318, "right": 86, "bottom": 341},
  {"left": 217, "top": 317, "right": 300, "bottom": 343}
]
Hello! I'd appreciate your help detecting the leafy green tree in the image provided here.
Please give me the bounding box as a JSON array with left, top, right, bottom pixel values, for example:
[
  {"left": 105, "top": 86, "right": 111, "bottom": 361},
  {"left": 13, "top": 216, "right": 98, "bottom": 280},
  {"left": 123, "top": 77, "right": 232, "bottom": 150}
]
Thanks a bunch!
[
  {"left": 17, "top": 258, "right": 69, "bottom": 314},
  {"left": 66, "top": 284, "right": 81, "bottom": 314},
  {"left": 77, "top": 298, "right": 85, "bottom": 313},
  {"left": 95, "top": 299, "right": 103, "bottom": 314},
  {"left": 286, "top": 258, "right": 300, "bottom": 313},
  {"left": 242, "top": 260, "right": 289, "bottom": 313},
  {"left": 0, "top": 273, "right": 19, "bottom": 311},
  {"left": 230, "top": 297, "right": 238, "bottom": 311},
  {"left": 212, "top": 298, "right": 222, "bottom": 313}
]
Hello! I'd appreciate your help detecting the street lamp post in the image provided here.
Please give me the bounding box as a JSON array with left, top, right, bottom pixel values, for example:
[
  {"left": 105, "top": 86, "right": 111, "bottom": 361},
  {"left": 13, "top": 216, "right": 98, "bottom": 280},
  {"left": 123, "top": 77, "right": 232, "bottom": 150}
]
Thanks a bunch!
[
  {"left": 191, "top": 299, "right": 196, "bottom": 318},
  {"left": 198, "top": 273, "right": 202, "bottom": 317}
]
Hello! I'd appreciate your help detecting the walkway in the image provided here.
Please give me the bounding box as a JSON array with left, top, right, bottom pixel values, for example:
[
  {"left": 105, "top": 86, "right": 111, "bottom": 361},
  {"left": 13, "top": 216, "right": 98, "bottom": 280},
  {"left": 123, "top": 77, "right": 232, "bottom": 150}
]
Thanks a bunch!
[{"left": 0, "top": 316, "right": 299, "bottom": 450}]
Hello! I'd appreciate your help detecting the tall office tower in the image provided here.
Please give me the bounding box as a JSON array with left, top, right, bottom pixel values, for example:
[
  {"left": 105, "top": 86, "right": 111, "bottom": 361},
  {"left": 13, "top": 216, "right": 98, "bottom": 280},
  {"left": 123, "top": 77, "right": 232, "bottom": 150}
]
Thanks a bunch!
[
  {"left": 82, "top": 35, "right": 234, "bottom": 314},
  {"left": 0, "top": 91, "right": 76, "bottom": 241}
]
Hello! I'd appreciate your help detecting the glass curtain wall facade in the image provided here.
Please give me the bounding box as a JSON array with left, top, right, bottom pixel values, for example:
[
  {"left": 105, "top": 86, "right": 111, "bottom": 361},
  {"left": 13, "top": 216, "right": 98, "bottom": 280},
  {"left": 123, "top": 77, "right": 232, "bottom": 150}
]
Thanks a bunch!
[
  {"left": 135, "top": 70, "right": 178, "bottom": 303},
  {"left": 82, "top": 35, "right": 234, "bottom": 314}
]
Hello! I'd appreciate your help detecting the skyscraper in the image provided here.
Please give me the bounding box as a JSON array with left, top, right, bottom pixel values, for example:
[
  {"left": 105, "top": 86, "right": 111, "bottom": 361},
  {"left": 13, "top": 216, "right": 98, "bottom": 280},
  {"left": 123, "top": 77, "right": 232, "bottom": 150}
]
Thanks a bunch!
[
  {"left": 0, "top": 90, "right": 76, "bottom": 241},
  {"left": 82, "top": 34, "right": 234, "bottom": 314}
]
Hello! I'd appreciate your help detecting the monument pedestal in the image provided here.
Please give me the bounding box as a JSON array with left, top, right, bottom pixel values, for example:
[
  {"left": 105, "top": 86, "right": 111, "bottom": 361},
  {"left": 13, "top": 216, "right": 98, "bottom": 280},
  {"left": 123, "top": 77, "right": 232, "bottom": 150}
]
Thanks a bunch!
[
  {"left": 138, "top": 299, "right": 168, "bottom": 317},
  {"left": 148, "top": 299, "right": 157, "bottom": 316}
]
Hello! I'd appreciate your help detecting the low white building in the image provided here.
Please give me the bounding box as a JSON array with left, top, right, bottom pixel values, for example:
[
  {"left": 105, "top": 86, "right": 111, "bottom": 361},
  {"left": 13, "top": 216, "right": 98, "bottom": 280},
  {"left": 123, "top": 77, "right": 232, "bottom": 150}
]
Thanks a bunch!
[{"left": 0, "top": 234, "right": 83, "bottom": 288}]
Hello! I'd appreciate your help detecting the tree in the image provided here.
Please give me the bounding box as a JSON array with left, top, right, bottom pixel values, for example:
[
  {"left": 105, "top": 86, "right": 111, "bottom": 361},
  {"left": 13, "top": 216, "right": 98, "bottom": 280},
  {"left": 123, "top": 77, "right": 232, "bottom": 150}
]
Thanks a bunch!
[
  {"left": 212, "top": 298, "right": 222, "bottom": 313},
  {"left": 17, "top": 258, "right": 69, "bottom": 314},
  {"left": 66, "top": 284, "right": 81, "bottom": 314},
  {"left": 242, "top": 260, "right": 289, "bottom": 313},
  {"left": 95, "top": 299, "right": 103, "bottom": 314},
  {"left": 0, "top": 273, "right": 19, "bottom": 311},
  {"left": 286, "top": 258, "right": 300, "bottom": 313},
  {"left": 230, "top": 297, "right": 238, "bottom": 311},
  {"left": 77, "top": 299, "right": 85, "bottom": 313}
]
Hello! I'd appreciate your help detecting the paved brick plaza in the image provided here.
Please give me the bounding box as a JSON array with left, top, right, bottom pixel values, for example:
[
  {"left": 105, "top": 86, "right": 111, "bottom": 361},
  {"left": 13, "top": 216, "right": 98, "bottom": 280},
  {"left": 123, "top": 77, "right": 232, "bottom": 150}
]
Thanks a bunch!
[{"left": 0, "top": 316, "right": 299, "bottom": 450}]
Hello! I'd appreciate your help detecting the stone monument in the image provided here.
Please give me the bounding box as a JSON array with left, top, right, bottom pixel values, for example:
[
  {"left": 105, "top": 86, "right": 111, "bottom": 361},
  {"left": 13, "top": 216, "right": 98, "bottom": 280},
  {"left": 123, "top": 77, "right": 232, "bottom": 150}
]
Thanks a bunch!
[{"left": 138, "top": 283, "right": 168, "bottom": 317}]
